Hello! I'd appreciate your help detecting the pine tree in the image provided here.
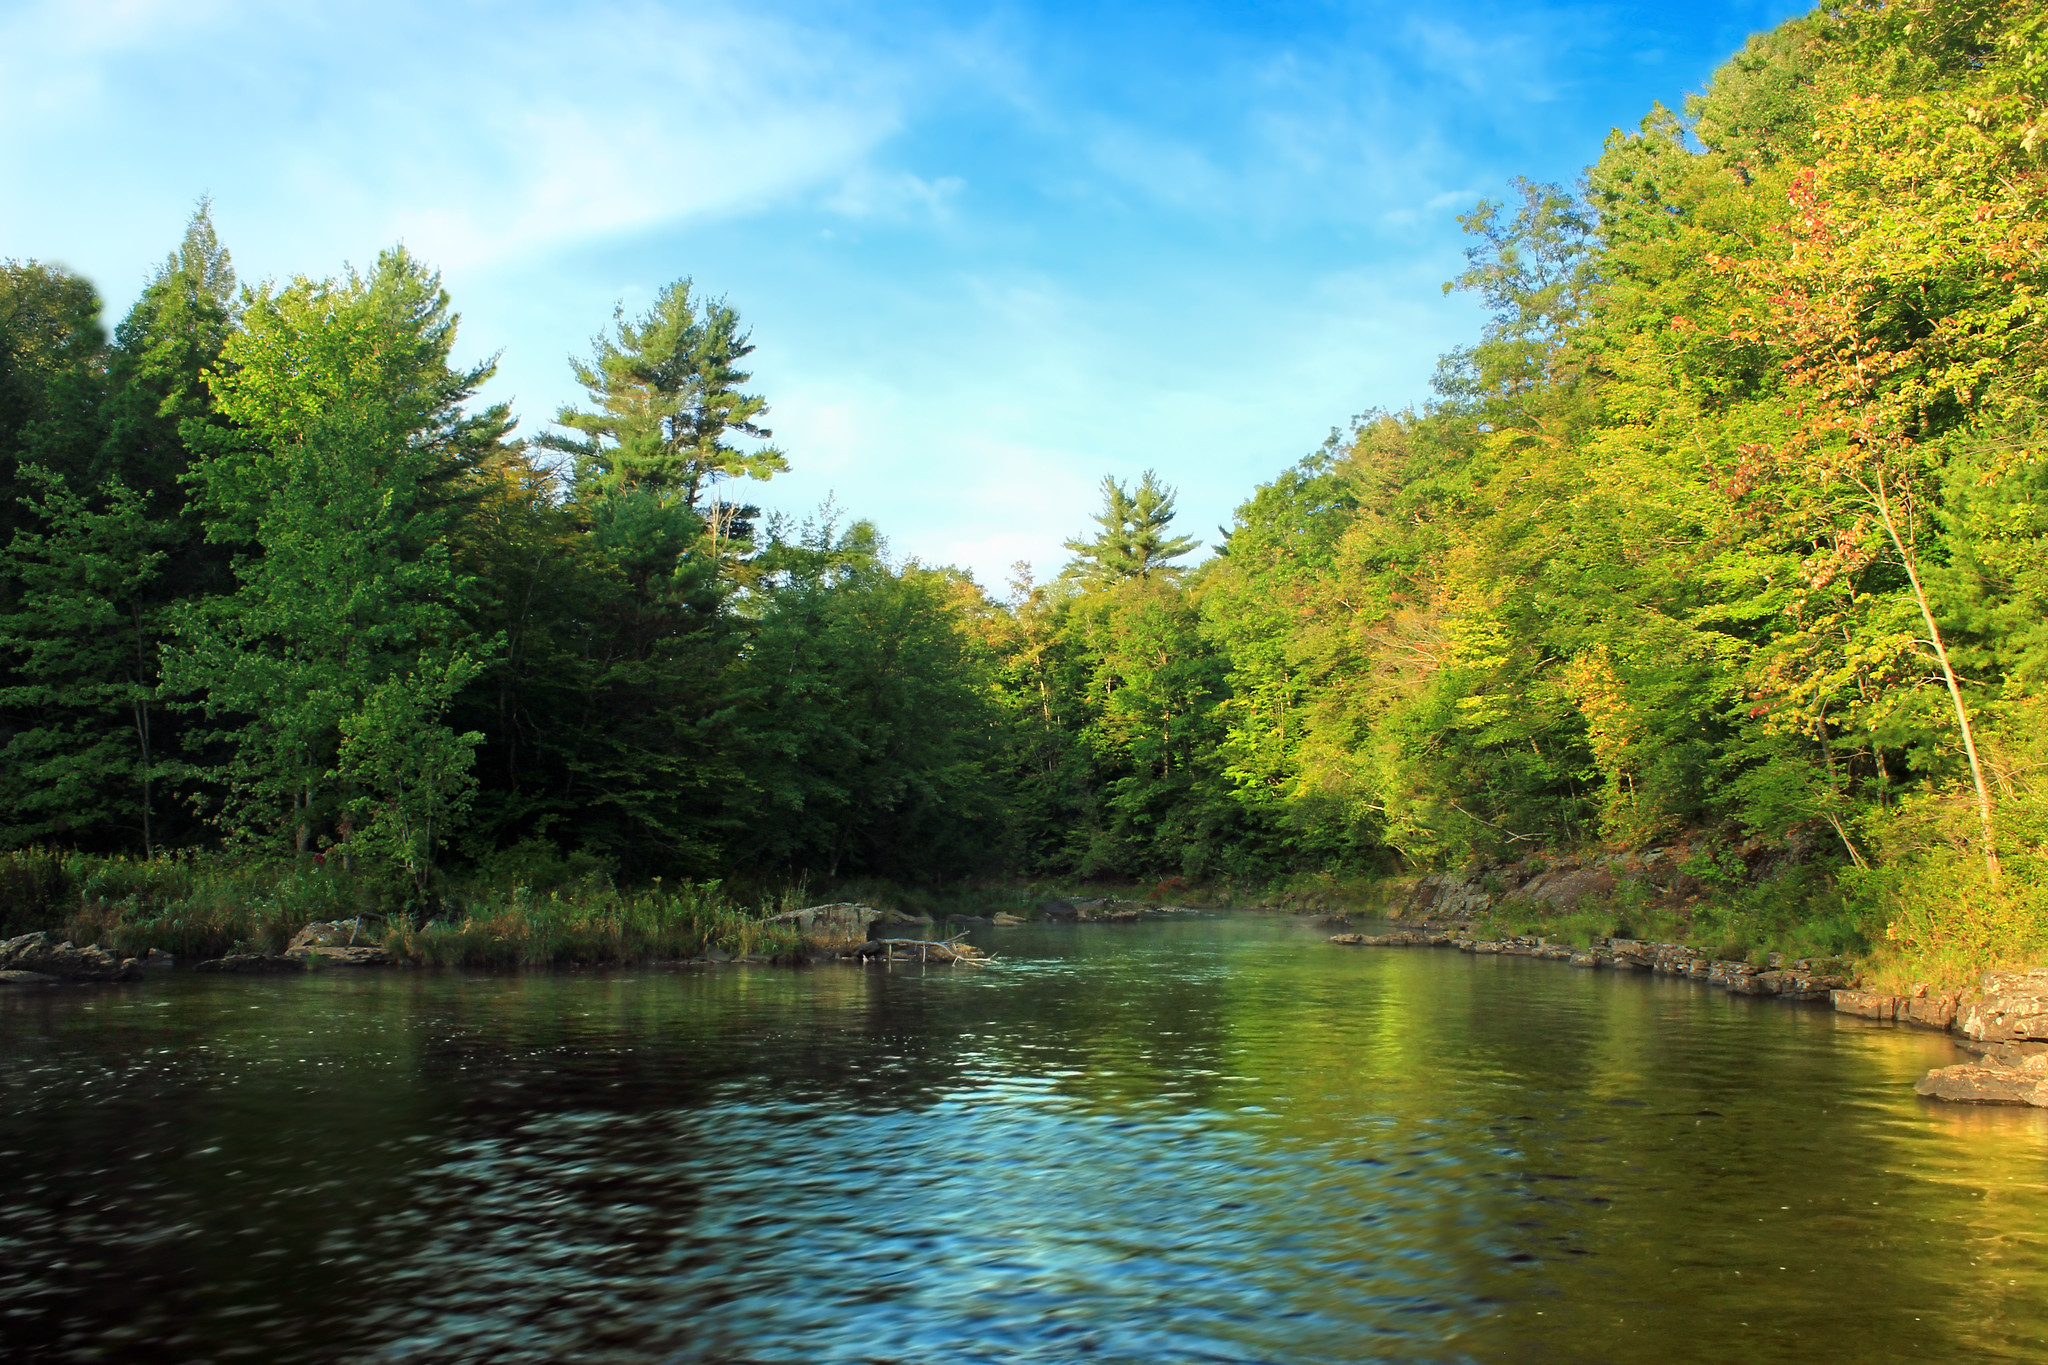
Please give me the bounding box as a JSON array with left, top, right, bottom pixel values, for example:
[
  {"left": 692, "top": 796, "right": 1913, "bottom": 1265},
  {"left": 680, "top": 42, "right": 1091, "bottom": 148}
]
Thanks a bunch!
[
  {"left": 0, "top": 469, "right": 178, "bottom": 853},
  {"left": 542, "top": 279, "right": 785, "bottom": 520},
  {"left": 1061, "top": 469, "right": 1199, "bottom": 587}
]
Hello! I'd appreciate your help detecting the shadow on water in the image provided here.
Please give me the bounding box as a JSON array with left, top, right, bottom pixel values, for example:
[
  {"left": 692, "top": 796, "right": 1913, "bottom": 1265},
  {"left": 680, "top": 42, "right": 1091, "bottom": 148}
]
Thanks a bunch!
[{"left": 3, "top": 915, "right": 2046, "bottom": 1362}]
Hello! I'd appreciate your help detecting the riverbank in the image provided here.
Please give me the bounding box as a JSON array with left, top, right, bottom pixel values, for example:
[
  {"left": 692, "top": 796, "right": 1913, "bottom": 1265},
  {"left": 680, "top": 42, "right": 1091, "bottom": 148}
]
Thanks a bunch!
[{"left": 1330, "top": 912, "right": 2048, "bottom": 1108}]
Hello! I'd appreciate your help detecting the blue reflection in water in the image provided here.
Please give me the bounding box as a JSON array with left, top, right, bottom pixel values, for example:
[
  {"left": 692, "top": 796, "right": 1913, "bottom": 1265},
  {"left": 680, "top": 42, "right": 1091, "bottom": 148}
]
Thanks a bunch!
[{"left": 2, "top": 915, "right": 2045, "bottom": 1363}]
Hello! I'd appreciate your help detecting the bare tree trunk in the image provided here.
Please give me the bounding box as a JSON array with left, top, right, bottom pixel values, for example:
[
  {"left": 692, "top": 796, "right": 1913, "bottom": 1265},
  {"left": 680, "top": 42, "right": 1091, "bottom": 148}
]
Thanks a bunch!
[
  {"left": 1870, "top": 475, "right": 1999, "bottom": 884},
  {"left": 131, "top": 606, "right": 154, "bottom": 860}
]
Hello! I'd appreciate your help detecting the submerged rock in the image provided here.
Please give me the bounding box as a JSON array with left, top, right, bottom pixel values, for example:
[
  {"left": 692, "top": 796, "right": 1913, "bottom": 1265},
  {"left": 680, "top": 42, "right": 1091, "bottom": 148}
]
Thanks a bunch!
[
  {"left": 288, "top": 944, "right": 391, "bottom": 967},
  {"left": 1035, "top": 899, "right": 1079, "bottom": 922},
  {"left": 193, "top": 953, "right": 305, "bottom": 974}
]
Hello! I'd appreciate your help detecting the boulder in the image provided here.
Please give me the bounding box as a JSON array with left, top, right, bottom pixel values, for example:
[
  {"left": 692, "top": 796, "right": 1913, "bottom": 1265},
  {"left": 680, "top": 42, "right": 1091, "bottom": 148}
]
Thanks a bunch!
[
  {"left": 990, "top": 912, "right": 1025, "bottom": 927},
  {"left": 0, "top": 932, "right": 45, "bottom": 967},
  {"left": 943, "top": 914, "right": 994, "bottom": 930},
  {"left": 0, "top": 969, "right": 57, "bottom": 986},
  {"left": 287, "top": 919, "right": 380, "bottom": 952},
  {"left": 1832, "top": 989, "right": 1900, "bottom": 1021},
  {"left": 1521, "top": 868, "right": 1617, "bottom": 912},
  {"left": 1901, "top": 988, "right": 1963, "bottom": 1030},
  {"left": 1404, "top": 870, "right": 1496, "bottom": 920},
  {"left": 1916, "top": 1049, "right": 2048, "bottom": 1106},
  {"left": 1956, "top": 968, "right": 2048, "bottom": 1043},
  {"left": 762, "top": 903, "right": 880, "bottom": 954},
  {"left": 1035, "top": 899, "right": 1079, "bottom": 922},
  {"left": 143, "top": 948, "right": 175, "bottom": 970},
  {"left": 0, "top": 933, "right": 141, "bottom": 982}
]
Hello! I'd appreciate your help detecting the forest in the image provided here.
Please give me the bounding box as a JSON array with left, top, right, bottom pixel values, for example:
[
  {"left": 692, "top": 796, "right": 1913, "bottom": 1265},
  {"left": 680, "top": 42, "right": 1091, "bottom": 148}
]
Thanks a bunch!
[{"left": 2, "top": 0, "right": 2045, "bottom": 977}]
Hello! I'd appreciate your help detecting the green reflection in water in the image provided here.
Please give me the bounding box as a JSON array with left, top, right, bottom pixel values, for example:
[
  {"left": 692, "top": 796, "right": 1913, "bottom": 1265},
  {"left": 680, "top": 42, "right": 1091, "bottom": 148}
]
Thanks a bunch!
[{"left": 2, "top": 915, "right": 2045, "bottom": 1363}]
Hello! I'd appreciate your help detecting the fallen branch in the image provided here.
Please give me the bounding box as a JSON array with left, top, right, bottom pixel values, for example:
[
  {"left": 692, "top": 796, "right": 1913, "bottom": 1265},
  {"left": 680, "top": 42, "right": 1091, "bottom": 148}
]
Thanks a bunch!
[
  {"left": 1448, "top": 801, "right": 1537, "bottom": 842},
  {"left": 852, "top": 935, "right": 992, "bottom": 965}
]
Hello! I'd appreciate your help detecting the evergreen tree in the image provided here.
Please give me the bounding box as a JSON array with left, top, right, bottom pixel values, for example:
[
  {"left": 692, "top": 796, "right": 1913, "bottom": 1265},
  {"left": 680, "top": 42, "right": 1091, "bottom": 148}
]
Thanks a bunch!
[
  {"left": 0, "top": 469, "right": 178, "bottom": 853},
  {"left": 0, "top": 261, "right": 106, "bottom": 540},
  {"left": 97, "top": 203, "right": 237, "bottom": 505},
  {"left": 542, "top": 279, "right": 786, "bottom": 520},
  {"left": 1061, "top": 469, "right": 1199, "bottom": 587}
]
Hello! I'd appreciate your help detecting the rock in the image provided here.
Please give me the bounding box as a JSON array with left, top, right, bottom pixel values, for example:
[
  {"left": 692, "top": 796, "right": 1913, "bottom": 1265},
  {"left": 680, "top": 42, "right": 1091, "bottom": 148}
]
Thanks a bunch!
[
  {"left": 143, "top": 948, "right": 175, "bottom": 970},
  {"left": 286, "top": 944, "right": 390, "bottom": 967},
  {"left": 1330, "top": 931, "right": 1427, "bottom": 947},
  {"left": 1957, "top": 1039, "right": 2048, "bottom": 1067},
  {"left": 876, "top": 908, "right": 935, "bottom": 926},
  {"left": 990, "top": 913, "right": 1024, "bottom": 927},
  {"left": 1901, "top": 988, "right": 1963, "bottom": 1030},
  {"left": 0, "top": 969, "right": 57, "bottom": 985},
  {"left": 287, "top": 919, "right": 379, "bottom": 952},
  {"left": 1916, "top": 1050, "right": 2048, "bottom": 1106},
  {"left": 1832, "top": 989, "right": 1900, "bottom": 1020},
  {"left": 0, "top": 933, "right": 142, "bottom": 982},
  {"left": 1404, "top": 870, "right": 1496, "bottom": 920},
  {"left": 762, "top": 903, "right": 879, "bottom": 953},
  {"left": 1035, "top": 899, "right": 1079, "bottom": 922},
  {"left": 1312, "top": 913, "right": 1352, "bottom": 928},
  {"left": 1520, "top": 868, "right": 1617, "bottom": 912},
  {"left": 193, "top": 954, "right": 305, "bottom": 974},
  {"left": 944, "top": 914, "right": 994, "bottom": 929},
  {"left": 1956, "top": 968, "right": 2048, "bottom": 1043},
  {"left": 0, "top": 932, "right": 47, "bottom": 967}
]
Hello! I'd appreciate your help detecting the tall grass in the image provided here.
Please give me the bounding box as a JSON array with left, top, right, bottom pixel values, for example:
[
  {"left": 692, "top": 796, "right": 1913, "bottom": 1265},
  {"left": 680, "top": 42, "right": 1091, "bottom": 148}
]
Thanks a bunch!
[
  {"left": 398, "top": 882, "right": 798, "bottom": 966},
  {"left": 0, "top": 849, "right": 801, "bottom": 966}
]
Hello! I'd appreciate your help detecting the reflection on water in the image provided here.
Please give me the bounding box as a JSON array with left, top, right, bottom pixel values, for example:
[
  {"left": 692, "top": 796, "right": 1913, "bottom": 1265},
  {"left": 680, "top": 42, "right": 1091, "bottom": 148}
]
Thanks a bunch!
[{"left": 3, "top": 916, "right": 2046, "bottom": 1363}]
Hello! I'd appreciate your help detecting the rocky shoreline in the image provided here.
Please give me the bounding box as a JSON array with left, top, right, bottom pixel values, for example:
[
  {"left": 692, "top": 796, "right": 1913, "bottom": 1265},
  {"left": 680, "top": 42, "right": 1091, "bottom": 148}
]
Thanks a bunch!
[
  {"left": 0, "top": 897, "right": 1210, "bottom": 988},
  {"left": 1329, "top": 917, "right": 2048, "bottom": 1109}
]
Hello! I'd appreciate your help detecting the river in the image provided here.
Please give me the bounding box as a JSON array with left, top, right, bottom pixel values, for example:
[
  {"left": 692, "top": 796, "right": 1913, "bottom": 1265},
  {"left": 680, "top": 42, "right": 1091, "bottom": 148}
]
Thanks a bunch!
[{"left": 3, "top": 914, "right": 2044, "bottom": 1362}]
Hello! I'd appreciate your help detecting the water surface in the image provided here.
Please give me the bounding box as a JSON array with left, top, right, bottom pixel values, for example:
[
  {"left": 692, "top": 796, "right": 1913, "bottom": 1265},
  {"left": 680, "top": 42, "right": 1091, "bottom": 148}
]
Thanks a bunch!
[{"left": 3, "top": 915, "right": 2045, "bottom": 1362}]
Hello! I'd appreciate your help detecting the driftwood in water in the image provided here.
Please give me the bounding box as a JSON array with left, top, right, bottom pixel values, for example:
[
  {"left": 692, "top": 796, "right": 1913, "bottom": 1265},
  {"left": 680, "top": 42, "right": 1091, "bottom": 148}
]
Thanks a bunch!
[{"left": 848, "top": 934, "right": 992, "bottom": 966}]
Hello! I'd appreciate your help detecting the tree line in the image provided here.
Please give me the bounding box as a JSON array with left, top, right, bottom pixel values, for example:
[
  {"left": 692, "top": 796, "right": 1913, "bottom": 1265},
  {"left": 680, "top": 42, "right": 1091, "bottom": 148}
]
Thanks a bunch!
[{"left": 4, "top": 0, "right": 2046, "bottom": 960}]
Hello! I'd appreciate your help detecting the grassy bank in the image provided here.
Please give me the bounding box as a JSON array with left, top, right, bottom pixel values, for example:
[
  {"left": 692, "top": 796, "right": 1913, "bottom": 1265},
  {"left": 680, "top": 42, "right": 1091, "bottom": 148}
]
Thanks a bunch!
[{"left": 0, "top": 849, "right": 806, "bottom": 966}]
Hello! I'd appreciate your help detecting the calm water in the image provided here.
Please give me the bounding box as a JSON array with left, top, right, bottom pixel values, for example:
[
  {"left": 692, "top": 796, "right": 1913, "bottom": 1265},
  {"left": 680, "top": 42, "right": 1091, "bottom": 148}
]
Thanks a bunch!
[{"left": 3, "top": 915, "right": 2046, "bottom": 1363}]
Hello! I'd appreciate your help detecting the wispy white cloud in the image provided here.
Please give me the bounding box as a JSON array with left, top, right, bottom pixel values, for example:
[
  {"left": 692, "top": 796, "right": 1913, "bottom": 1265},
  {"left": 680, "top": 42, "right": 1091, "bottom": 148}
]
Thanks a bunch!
[{"left": 0, "top": 0, "right": 908, "bottom": 273}]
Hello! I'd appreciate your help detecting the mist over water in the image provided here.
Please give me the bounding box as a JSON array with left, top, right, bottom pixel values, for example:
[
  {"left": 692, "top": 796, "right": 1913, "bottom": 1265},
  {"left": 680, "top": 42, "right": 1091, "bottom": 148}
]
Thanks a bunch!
[{"left": 4, "top": 916, "right": 2044, "bottom": 1363}]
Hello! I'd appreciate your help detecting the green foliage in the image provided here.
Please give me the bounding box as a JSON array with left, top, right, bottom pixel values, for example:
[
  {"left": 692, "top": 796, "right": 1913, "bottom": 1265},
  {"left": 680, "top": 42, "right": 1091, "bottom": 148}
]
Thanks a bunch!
[
  {"left": 12, "top": 2, "right": 2048, "bottom": 989},
  {"left": 166, "top": 250, "right": 502, "bottom": 874},
  {"left": 0, "top": 468, "right": 179, "bottom": 851},
  {"left": 542, "top": 278, "right": 786, "bottom": 513},
  {"left": 1061, "top": 469, "right": 1199, "bottom": 587}
]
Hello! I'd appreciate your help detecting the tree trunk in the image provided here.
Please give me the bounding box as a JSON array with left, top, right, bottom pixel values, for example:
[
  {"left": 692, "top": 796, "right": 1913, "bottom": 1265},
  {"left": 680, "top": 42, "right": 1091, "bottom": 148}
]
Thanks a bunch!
[{"left": 1870, "top": 476, "right": 1999, "bottom": 884}]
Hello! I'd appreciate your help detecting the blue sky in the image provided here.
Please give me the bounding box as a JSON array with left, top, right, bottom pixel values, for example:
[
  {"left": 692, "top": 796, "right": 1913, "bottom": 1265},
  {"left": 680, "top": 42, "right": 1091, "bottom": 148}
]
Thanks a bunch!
[{"left": 1, "top": 0, "right": 1809, "bottom": 588}]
